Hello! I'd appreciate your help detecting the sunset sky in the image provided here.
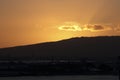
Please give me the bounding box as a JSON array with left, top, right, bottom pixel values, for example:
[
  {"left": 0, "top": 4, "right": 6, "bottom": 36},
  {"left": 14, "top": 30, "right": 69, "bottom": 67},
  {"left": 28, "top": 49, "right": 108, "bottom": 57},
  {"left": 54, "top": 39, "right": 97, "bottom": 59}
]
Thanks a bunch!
[{"left": 0, "top": 0, "right": 120, "bottom": 48}]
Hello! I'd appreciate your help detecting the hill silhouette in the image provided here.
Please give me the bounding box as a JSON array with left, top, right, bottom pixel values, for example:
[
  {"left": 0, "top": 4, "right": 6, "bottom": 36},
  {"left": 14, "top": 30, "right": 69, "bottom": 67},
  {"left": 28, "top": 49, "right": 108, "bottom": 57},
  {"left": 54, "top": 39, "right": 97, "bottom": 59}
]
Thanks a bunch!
[{"left": 0, "top": 36, "right": 120, "bottom": 60}]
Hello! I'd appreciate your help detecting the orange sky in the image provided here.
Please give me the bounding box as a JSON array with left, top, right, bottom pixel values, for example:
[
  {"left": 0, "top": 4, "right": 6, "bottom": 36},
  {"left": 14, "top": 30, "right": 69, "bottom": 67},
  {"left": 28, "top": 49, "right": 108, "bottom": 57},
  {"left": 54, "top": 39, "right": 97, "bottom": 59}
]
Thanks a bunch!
[{"left": 0, "top": 0, "right": 120, "bottom": 48}]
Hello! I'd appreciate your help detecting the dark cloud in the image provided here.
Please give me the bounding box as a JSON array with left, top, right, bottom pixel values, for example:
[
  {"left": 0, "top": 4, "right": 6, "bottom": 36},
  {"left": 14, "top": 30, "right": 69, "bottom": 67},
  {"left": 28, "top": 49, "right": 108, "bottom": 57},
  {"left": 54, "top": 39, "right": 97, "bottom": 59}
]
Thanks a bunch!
[
  {"left": 84, "top": 24, "right": 112, "bottom": 32},
  {"left": 86, "top": 24, "right": 104, "bottom": 30},
  {"left": 114, "top": 25, "right": 120, "bottom": 32},
  {"left": 93, "top": 25, "right": 104, "bottom": 30}
]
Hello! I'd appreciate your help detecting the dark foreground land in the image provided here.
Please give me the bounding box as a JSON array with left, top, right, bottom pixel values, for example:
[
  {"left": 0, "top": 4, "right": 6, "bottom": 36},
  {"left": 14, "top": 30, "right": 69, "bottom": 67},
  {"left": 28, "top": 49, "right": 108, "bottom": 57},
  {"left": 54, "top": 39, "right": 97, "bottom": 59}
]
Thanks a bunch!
[
  {"left": 0, "top": 36, "right": 120, "bottom": 60},
  {"left": 0, "top": 59, "right": 118, "bottom": 76},
  {"left": 0, "top": 36, "right": 120, "bottom": 76}
]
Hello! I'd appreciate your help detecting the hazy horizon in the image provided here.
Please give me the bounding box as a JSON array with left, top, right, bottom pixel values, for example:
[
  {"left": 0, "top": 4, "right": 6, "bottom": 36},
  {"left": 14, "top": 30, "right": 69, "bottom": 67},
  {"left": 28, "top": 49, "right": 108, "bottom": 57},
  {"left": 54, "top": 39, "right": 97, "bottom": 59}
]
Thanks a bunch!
[{"left": 0, "top": 35, "right": 120, "bottom": 48}]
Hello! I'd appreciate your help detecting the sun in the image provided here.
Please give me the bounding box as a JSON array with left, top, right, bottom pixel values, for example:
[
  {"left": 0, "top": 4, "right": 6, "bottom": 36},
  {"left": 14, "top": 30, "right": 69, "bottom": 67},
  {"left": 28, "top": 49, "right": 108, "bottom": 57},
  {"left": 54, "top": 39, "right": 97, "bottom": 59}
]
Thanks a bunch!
[{"left": 58, "top": 22, "right": 83, "bottom": 31}]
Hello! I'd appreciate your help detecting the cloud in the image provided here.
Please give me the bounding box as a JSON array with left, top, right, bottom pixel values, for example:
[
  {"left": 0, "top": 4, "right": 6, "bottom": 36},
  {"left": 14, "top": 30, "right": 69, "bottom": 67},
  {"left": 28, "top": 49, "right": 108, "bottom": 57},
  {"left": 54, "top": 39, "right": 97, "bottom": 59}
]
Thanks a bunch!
[
  {"left": 83, "top": 24, "right": 112, "bottom": 32},
  {"left": 113, "top": 25, "right": 120, "bottom": 32},
  {"left": 58, "top": 25, "right": 81, "bottom": 31},
  {"left": 58, "top": 22, "right": 120, "bottom": 32},
  {"left": 58, "top": 22, "right": 82, "bottom": 31}
]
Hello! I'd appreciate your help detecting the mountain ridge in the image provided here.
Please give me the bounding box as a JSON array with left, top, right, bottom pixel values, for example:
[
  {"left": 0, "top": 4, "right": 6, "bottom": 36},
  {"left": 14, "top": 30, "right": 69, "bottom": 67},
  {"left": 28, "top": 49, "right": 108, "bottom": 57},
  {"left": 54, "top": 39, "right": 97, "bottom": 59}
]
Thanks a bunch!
[{"left": 0, "top": 36, "right": 120, "bottom": 60}]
